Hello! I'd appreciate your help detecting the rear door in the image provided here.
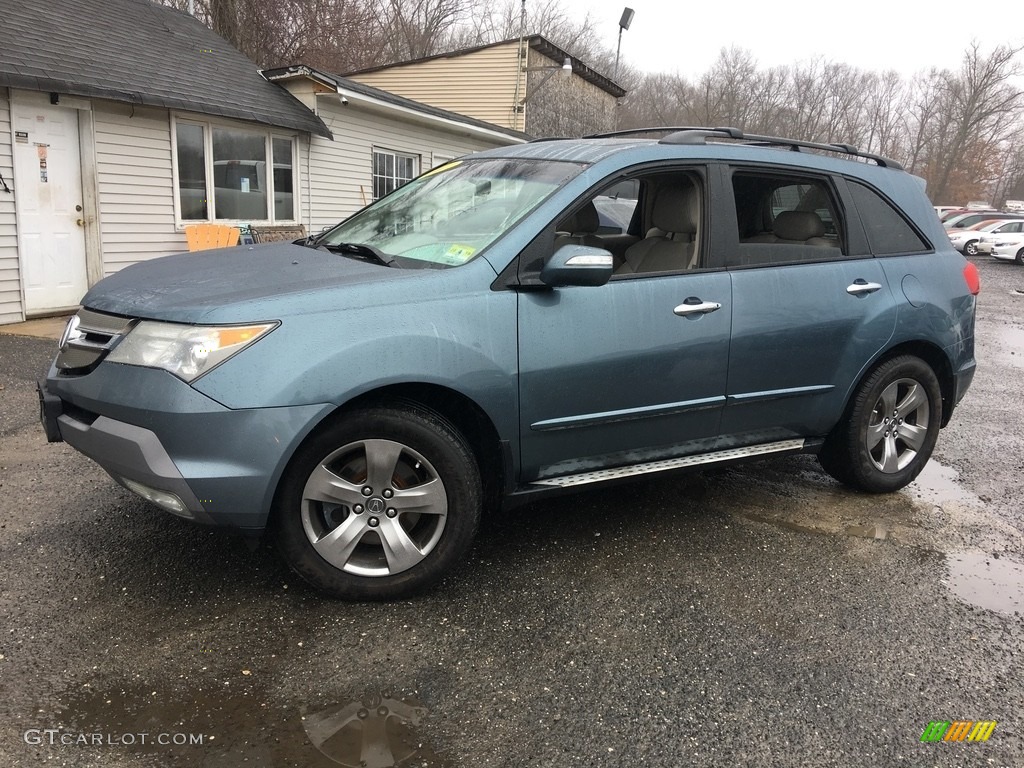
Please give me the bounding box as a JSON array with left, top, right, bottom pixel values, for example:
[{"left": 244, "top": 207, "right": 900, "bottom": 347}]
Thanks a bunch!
[{"left": 716, "top": 166, "right": 898, "bottom": 443}]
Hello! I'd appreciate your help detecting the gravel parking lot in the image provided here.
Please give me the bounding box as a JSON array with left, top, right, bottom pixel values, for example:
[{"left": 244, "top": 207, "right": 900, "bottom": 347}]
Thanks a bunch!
[{"left": 1, "top": 256, "right": 1022, "bottom": 767}]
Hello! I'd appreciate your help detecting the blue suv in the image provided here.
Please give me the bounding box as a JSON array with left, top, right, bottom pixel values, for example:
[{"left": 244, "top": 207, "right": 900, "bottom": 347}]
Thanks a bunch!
[{"left": 39, "top": 128, "right": 979, "bottom": 600}]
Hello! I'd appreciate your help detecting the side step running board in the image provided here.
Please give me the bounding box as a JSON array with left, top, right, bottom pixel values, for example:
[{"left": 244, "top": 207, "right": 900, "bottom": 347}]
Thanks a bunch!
[{"left": 531, "top": 439, "right": 806, "bottom": 489}]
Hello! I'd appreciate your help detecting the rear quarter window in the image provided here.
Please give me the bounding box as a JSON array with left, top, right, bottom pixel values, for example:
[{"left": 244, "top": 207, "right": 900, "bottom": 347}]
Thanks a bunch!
[{"left": 848, "top": 181, "right": 931, "bottom": 255}]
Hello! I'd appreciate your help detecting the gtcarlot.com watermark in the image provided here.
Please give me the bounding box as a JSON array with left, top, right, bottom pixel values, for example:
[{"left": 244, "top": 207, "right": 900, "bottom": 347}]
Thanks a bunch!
[{"left": 24, "top": 729, "right": 207, "bottom": 747}]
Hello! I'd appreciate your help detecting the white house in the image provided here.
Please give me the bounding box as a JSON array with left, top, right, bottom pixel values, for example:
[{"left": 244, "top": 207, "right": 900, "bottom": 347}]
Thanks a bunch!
[{"left": 0, "top": 0, "right": 526, "bottom": 325}]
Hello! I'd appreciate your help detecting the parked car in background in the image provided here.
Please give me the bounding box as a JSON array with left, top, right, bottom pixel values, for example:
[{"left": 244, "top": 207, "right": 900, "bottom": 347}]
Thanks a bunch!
[
  {"left": 939, "top": 209, "right": 972, "bottom": 223},
  {"left": 943, "top": 212, "right": 1023, "bottom": 230},
  {"left": 990, "top": 232, "right": 1024, "bottom": 264},
  {"left": 974, "top": 220, "right": 1024, "bottom": 255},
  {"left": 934, "top": 205, "right": 962, "bottom": 217},
  {"left": 947, "top": 220, "right": 1012, "bottom": 256}
]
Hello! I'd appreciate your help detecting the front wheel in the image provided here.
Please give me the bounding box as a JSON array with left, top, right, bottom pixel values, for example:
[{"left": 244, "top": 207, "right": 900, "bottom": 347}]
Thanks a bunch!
[
  {"left": 1016, "top": 248, "right": 1024, "bottom": 266},
  {"left": 964, "top": 240, "right": 979, "bottom": 256},
  {"left": 819, "top": 356, "right": 942, "bottom": 493},
  {"left": 275, "top": 405, "right": 482, "bottom": 600}
]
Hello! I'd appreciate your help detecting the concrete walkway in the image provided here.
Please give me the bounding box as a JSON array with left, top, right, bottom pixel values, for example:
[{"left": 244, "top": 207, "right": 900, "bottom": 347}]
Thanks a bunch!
[{"left": 0, "top": 315, "right": 71, "bottom": 340}]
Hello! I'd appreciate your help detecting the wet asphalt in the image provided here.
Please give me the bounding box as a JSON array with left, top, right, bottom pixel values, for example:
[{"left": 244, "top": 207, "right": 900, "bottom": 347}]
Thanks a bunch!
[{"left": 1, "top": 256, "right": 1023, "bottom": 767}]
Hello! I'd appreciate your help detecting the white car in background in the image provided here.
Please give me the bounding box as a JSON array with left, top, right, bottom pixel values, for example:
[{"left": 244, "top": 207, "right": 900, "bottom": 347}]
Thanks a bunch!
[
  {"left": 958, "top": 219, "right": 1024, "bottom": 256},
  {"left": 990, "top": 232, "right": 1024, "bottom": 265}
]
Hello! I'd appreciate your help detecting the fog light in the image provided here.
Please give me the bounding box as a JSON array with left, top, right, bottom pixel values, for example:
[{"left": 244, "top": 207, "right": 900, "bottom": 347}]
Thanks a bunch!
[{"left": 120, "top": 477, "right": 192, "bottom": 519}]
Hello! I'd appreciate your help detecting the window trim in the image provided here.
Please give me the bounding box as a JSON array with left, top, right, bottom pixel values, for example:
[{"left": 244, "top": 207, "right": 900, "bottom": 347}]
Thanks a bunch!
[{"left": 170, "top": 113, "right": 300, "bottom": 227}]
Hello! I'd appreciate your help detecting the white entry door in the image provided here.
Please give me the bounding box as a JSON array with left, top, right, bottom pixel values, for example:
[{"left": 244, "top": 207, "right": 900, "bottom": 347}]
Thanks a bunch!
[{"left": 13, "top": 102, "right": 88, "bottom": 313}]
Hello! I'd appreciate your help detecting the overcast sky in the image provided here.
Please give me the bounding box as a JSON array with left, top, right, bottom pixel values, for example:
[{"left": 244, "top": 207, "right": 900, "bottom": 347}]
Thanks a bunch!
[{"left": 561, "top": 0, "right": 1024, "bottom": 81}]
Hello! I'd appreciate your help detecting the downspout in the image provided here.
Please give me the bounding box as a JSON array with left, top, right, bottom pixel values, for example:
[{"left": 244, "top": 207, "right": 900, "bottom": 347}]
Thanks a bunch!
[
  {"left": 511, "top": 0, "right": 526, "bottom": 132},
  {"left": 306, "top": 132, "right": 313, "bottom": 234}
]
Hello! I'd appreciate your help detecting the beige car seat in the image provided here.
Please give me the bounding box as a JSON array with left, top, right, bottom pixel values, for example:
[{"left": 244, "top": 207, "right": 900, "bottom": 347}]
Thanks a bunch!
[
  {"left": 746, "top": 210, "right": 832, "bottom": 247},
  {"left": 554, "top": 201, "right": 604, "bottom": 251},
  {"left": 617, "top": 183, "right": 700, "bottom": 274}
]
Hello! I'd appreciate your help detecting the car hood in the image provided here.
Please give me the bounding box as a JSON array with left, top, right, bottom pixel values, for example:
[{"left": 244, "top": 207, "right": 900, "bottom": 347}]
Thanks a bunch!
[{"left": 81, "top": 243, "right": 428, "bottom": 323}]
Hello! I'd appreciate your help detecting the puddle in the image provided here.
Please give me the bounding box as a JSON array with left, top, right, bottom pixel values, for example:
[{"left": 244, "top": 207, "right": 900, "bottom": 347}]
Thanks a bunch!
[
  {"left": 33, "top": 684, "right": 447, "bottom": 767},
  {"left": 733, "top": 459, "right": 985, "bottom": 545},
  {"left": 739, "top": 513, "right": 894, "bottom": 540},
  {"left": 843, "top": 524, "right": 890, "bottom": 540},
  {"left": 945, "top": 551, "right": 1024, "bottom": 614},
  {"left": 903, "top": 461, "right": 979, "bottom": 508},
  {"left": 302, "top": 692, "right": 448, "bottom": 768}
]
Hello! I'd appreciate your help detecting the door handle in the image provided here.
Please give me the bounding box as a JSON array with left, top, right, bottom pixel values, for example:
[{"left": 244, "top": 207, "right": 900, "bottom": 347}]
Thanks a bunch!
[
  {"left": 846, "top": 280, "right": 882, "bottom": 296},
  {"left": 674, "top": 299, "right": 722, "bottom": 316},
  {"left": 76, "top": 218, "right": 85, "bottom": 227}
]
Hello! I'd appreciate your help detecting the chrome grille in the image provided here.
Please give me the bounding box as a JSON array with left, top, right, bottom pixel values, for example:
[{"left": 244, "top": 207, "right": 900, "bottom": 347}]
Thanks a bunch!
[{"left": 55, "top": 309, "right": 135, "bottom": 372}]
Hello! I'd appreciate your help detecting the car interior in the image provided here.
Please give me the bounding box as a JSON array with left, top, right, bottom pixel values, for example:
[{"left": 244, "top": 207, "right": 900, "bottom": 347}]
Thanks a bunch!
[{"left": 554, "top": 173, "right": 703, "bottom": 274}]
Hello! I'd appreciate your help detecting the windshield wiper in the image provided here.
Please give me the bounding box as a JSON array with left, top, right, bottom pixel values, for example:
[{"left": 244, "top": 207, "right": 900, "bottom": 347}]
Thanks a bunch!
[{"left": 320, "top": 242, "right": 397, "bottom": 267}]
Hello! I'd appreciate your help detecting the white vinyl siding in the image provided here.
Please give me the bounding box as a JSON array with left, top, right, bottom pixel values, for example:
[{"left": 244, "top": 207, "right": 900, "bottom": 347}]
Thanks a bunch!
[
  {"left": 304, "top": 98, "right": 505, "bottom": 233},
  {"left": 93, "top": 102, "right": 185, "bottom": 274},
  {"left": 350, "top": 43, "right": 521, "bottom": 130},
  {"left": 0, "top": 88, "right": 21, "bottom": 323}
]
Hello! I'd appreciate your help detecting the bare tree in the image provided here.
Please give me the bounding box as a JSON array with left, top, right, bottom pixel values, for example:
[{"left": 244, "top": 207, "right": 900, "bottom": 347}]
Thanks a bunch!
[
  {"left": 914, "top": 43, "right": 1024, "bottom": 202},
  {"left": 365, "top": 0, "right": 469, "bottom": 61},
  {"left": 861, "top": 70, "right": 908, "bottom": 159},
  {"left": 157, "top": 0, "right": 381, "bottom": 70},
  {"left": 988, "top": 132, "right": 1024, "bottom": 205}
]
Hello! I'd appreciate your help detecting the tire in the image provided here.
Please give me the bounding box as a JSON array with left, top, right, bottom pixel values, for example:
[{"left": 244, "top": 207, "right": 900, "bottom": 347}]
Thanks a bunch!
[
  {"left": 275, "top": 404, "right": 482, "bottom": 600},
  {"left": 818, "top": 356, "right": 942, "bottom": 493},
  {"left": 964, "top": 240, "right": 979, "bottom": 256},
  {"left": 1016, "top": 248, "right": 1024, "bottom": 266}
]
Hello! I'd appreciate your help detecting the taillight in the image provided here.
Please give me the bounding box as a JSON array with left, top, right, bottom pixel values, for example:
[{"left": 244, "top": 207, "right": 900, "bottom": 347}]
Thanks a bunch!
[{"left": 963, "top": 262, "right": 981, "bottom": 295}]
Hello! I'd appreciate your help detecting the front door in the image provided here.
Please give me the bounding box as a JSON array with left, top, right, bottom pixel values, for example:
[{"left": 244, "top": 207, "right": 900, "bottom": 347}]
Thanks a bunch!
[
  {"left": 518, "top": 272, "right": 732, "bottom": 481},
  {"left": 13, "top": 101, "right": 88, "bottom": 313}
]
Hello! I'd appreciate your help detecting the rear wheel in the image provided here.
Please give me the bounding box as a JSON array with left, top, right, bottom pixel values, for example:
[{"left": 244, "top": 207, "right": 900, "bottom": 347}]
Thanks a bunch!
[
  {"left": 275, "top": 405, "right": 481, "bottom": 600},
  {"left": 819, "top": 356, "right": 942, "bottom": 493},
  {"left": 1016, "top": 248, "right": 1024, "bottom": 265}
]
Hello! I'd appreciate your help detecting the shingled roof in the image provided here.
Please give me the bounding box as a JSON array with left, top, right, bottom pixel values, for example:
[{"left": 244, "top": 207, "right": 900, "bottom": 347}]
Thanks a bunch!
[{"left": 0, "top": 0, "right": 330, "bottom": 137}]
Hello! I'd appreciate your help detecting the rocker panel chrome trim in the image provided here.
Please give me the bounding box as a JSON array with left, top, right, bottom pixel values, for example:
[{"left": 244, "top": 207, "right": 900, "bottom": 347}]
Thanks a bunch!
[{"left": 531, "top": 439, "right": 806, "bottom": 488}]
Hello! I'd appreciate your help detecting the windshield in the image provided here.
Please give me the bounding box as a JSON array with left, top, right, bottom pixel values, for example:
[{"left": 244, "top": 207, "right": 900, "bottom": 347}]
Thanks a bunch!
[{"left": 318, "top": 158, "right": 583, "bottom": 267}]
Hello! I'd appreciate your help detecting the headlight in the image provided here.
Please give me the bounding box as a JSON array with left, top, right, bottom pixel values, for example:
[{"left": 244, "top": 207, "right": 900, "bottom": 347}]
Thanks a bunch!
[{"left": 106, "top": 320, "right": 276, "bottom": 382}]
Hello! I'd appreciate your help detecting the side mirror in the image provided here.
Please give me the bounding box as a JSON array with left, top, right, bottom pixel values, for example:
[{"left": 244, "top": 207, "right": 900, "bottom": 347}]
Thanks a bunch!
[{"left": 540, "top": 245, "right": 614, "bottom": 287}]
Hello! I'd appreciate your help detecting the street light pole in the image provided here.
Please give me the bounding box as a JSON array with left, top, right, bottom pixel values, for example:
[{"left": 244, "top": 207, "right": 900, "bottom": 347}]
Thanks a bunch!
[{"left": 614, "top": 7, "right": 634, "bottom": 82}]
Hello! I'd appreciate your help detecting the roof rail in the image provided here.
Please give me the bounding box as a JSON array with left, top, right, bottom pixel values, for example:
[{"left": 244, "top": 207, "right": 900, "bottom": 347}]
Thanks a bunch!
[
  {"left": 584, "top": 126, "right": 744, "bottom": 139},
  {"left": 658, "top": 127, "right": 903, "bottom": 169}
]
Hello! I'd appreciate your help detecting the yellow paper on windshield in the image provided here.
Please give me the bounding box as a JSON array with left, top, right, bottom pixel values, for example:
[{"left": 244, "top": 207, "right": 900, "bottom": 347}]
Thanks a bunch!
[
  {"left": 420, "top": 161, "right": 462, "bottom": 180},
  {"left": 436, "top": 244, "right": 476, "bottom": 265}
]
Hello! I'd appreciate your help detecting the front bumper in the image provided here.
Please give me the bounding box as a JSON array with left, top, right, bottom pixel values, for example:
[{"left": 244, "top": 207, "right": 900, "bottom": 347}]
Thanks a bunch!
[
  {"left": 40, "top": 363, "right": 332, "bottom": 530},
  {"left": 991, "top": 247, "right": 1020, "bottom": 262}
]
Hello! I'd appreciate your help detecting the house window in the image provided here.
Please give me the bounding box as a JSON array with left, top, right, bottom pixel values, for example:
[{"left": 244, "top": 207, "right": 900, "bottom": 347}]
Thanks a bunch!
[
  {"left": 174, "top": 119, "right": 297, "bottom": 223},
  {"left": 373, "top": 148, "right": 418, "bottom": 200},
  {"left": 176, "top": 123, "right": 208, "bottom": 220}
]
